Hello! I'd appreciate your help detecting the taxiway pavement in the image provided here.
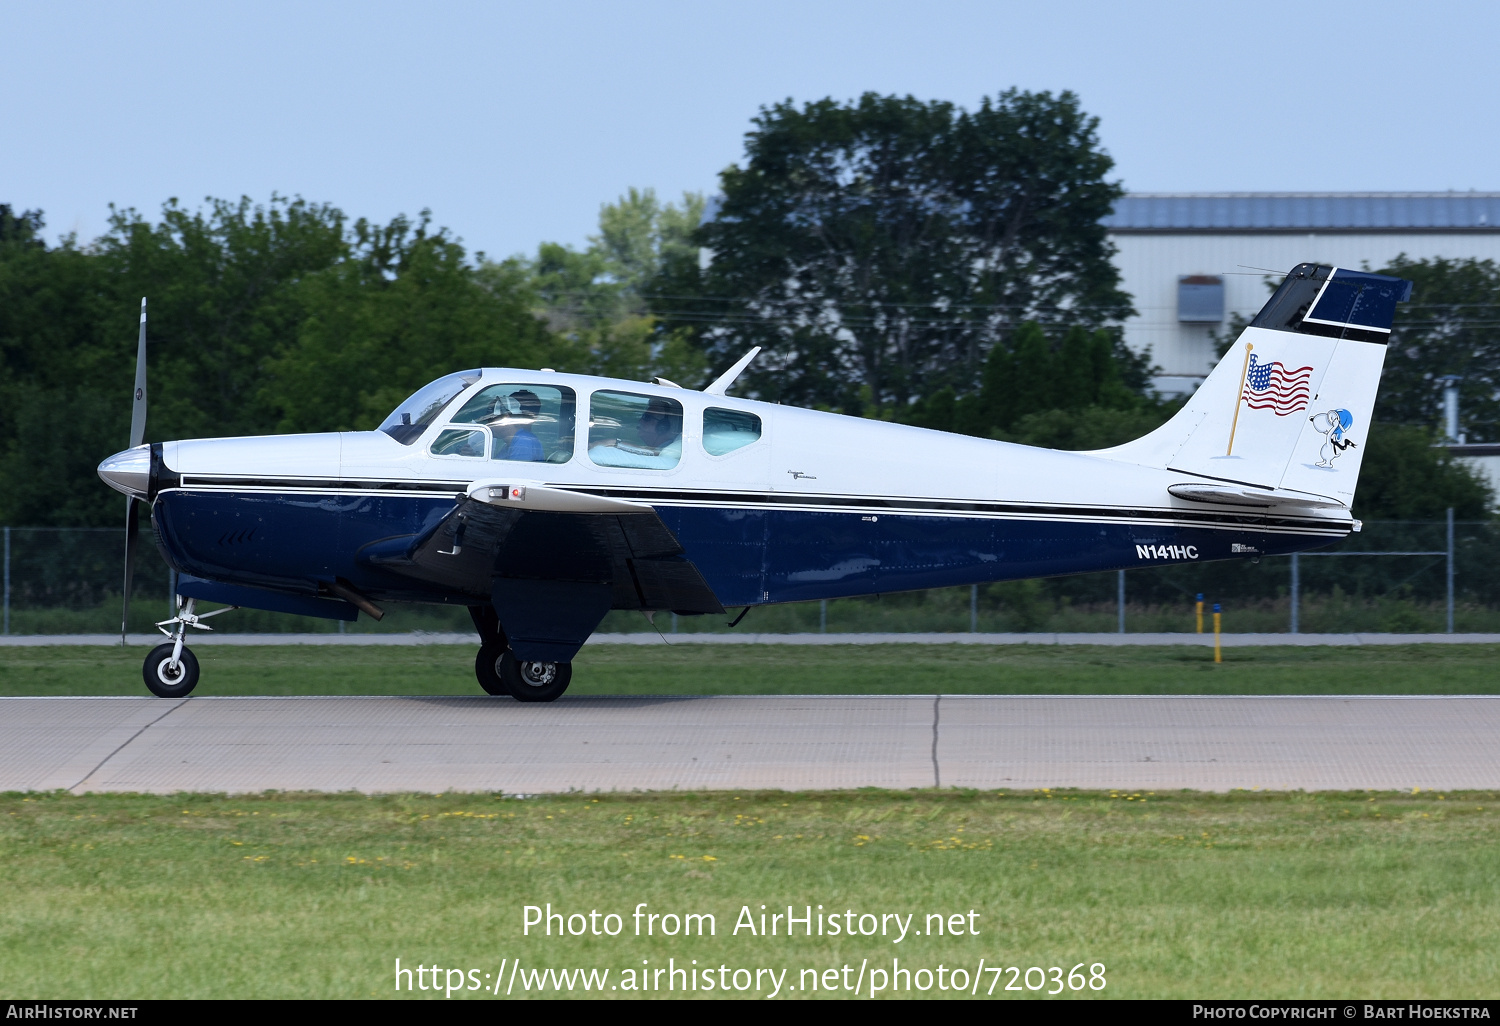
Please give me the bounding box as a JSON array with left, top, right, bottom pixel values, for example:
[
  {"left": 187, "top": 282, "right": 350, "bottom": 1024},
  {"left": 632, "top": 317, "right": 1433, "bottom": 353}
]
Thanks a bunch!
[{"left": 3, "top": 695, "right": 1496, "bottom": 794}]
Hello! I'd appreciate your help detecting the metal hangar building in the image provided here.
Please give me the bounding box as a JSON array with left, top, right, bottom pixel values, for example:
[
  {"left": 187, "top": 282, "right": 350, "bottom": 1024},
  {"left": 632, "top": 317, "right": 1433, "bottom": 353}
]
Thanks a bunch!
[{"left": 1104, "top": 192, "right": 1500, "bottom": 396}]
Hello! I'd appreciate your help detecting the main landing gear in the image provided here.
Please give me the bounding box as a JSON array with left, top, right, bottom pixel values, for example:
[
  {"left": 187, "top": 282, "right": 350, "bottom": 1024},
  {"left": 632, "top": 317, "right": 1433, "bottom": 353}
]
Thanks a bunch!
[
  {"left": 474, "top": 640, "right": 572, "bottom": 702},
  {"left": 143, "top": 597, "right": 235, "bottom": 698}
]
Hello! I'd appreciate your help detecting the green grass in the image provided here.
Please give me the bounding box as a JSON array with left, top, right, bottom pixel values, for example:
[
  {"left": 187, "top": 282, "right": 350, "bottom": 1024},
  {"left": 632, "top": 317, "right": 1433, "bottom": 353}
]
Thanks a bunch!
[
  {"left": 1, "top": 789, "right": 1495, "bottom": 999},
  {"left": 7, "top": 646, "right": 1496, "bottom": 999},
  {"left": 20, "top": 585, "right": 1500, "bottom": 636},
  {"left": 1, "top": 642, "right": 1499, "bottom": 697}
]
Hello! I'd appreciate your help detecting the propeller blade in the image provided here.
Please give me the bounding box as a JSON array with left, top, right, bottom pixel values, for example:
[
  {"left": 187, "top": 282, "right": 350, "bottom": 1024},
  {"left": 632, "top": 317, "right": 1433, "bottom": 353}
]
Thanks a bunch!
[
  {"left": 122, "top": 298, "right": 148, "bottom": 641},
  {"left": 121, "top": 496, "right": 139, "bottom": 641},
  {"left": 129, "top": 297, "right": 147, "bottom": 449}
]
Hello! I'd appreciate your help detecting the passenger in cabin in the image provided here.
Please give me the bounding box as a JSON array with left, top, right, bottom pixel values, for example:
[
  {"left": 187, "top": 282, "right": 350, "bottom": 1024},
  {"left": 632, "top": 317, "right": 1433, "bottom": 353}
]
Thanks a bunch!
[
  {"left": 491, "top": 390, "right": 545, "bottom": 462},
  {"left": 590, "top": 397, "right": 682, "bottom": 469},
  {"left": 638, "top": 398, "right": 682, "bottom": 453}
]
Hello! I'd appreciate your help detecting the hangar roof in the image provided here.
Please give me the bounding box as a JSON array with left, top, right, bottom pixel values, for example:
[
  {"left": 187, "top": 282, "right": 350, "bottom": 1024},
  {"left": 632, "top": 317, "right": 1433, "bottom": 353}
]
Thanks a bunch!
[{"left": 1105, "top": 193, "right": 1500, "bottom": 233}]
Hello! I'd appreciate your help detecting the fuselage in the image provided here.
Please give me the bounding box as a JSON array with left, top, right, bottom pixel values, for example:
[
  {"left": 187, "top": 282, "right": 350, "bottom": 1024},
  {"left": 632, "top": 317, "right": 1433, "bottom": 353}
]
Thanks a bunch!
[{"left": 131, "top": 367, "right": 1352, "bottom": 611}]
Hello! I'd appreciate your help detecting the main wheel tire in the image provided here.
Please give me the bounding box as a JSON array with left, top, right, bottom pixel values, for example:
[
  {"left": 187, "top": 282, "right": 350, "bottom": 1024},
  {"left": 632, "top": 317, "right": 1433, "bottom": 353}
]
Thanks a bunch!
[
  {"left": 500, "top": 652, "right": 572, "bottom": 702},
  {"left": 143, "top": 643, "right": 200, "bottom": 698},
  {"left": 474, "top": 641, "right": 509, "bottom": 696}
]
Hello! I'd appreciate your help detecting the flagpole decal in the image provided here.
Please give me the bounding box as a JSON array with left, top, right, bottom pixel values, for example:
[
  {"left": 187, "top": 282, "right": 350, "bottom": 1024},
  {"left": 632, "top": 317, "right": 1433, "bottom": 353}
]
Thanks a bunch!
[{"left": 1226, "top": 343, "right": 1253, "bottom": 456}]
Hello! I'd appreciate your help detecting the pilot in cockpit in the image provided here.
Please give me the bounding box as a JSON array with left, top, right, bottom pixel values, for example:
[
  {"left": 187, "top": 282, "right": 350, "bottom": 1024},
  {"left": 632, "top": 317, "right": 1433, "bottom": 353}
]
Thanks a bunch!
[{"left": 489, "top": 389, "right": 545, "bottom": 462}]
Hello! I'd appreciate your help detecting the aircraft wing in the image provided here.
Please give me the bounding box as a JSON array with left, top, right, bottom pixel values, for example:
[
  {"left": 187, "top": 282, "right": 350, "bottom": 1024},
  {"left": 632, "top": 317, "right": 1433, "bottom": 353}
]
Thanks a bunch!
[{"left": 359, "top": 480, "right": 725, "bottom": 615}]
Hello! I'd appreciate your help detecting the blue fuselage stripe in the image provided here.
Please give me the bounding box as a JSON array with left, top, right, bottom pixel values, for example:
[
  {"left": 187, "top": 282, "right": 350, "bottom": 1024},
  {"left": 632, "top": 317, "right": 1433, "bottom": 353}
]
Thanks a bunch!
[{"left": 151, "top": 488, "right": 1343, "bottom": 609}]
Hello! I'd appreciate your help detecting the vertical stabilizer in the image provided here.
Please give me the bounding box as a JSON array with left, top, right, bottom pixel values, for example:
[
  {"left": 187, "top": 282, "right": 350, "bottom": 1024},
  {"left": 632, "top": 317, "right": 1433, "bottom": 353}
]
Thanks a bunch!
[{"left": 1096, "top": 264, "right": 1411, "bottom": 507}]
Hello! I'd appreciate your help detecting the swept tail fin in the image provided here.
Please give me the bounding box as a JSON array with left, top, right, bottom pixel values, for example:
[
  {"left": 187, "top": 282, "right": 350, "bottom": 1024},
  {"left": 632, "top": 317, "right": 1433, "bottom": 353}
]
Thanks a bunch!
[{"left": 1098, "top": 263, "right": 1412, "bottom": 507}]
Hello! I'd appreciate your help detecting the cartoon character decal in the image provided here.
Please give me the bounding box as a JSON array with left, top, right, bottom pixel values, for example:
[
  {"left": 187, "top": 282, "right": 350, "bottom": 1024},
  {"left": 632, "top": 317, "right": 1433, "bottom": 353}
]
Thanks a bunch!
[{"left": 1309, "top": 408, "right": 1357, "bottom": 467}]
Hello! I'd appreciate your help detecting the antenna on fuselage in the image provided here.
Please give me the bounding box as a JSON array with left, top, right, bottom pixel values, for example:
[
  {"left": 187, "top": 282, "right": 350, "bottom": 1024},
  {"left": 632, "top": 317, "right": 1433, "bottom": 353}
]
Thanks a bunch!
[{"left": 702, "top": 346, "right": 761, "bottom": 396}]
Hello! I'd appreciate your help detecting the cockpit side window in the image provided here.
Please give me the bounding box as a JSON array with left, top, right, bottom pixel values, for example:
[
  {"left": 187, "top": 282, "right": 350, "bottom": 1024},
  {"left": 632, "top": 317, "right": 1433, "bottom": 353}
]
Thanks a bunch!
[
  {"left": 429, "top": 428, "right": 488, "bottom": 459},
  {"left": 588, "top": 391, "right": 683, "bottom": 470},
  {"left": 379, "top": 370, "right": 481, "bottom": 444},
  {"left": 449, "top": 384, "right": 577, "bottom": 464},
  {"left": 703, "top": 407, "right": 762, "bottom": 455}
]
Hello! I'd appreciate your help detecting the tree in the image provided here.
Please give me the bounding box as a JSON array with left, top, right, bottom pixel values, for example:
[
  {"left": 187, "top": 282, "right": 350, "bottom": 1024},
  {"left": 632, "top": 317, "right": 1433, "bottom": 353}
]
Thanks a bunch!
[
  {"left": 659, "top": 90, "right": 1133, "bottom": 412},
  {"left": 1375, "top": 256, "right": 1500, "bottom": 441},
  {"left": 906, "top": 320, "right": 1154, "bottom": 439},
  {"left": 0, "top": 205, "right": 44, "bottom": 247},
  {"left": 593, "top": 187, "right": 704, "bottom": 292},
  {"left": 0, "top": 206, "right": 128, "bottom": 526},
  {"left": 0, "top": 195, "right": 563, "bottom": 526},
  {"left": 998, "top": 404, "right": 1176, "bottom": 451},
  {"left": 264, "top": 213, "right": 555, "bottom": 433},
  {"left": 500, "top": 188, "right": 708, "bottom": 385},
  {"left": 94, "top": 196, "right": 350, "bottom": 441},
  {"left": 1354, "top": 423, "right": 1491, "bottom": 520}
]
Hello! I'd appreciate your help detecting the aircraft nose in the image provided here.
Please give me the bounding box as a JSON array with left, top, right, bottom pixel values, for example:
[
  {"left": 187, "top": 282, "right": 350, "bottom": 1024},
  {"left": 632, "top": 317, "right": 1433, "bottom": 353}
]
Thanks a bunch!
[{"left": 98, "top": 444, "right": 151, "bottom": 498}]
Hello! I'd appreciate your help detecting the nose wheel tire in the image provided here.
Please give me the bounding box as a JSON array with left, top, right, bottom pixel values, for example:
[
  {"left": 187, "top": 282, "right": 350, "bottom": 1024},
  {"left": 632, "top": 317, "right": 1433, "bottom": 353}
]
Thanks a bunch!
[
  {"left": 475, "top": 641, "right": 509, "bottom": 696},
  {"left": 143, "top": 643, "right": 200, "bottom": 698},
  {"left": 500, "top": 651, "right": 571, "bottom": 702}
]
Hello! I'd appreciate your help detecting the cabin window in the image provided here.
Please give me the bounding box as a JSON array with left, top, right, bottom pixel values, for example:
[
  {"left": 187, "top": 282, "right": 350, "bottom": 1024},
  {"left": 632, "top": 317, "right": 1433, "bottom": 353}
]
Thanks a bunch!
[
  {"left": 379, "top": 370, "right": 481, "bottom": 444},
  {"left": 429, "top": 428, "right": 487, "bottom": 459},
  {"left": 588, "top": 391, "right": 683, "bottom": 470},
  {"left": 449, "top": 384, "right": 577, "bottom": 464},
  {"left": 702, "top": 407, "right": 761, "bottom": 456}
]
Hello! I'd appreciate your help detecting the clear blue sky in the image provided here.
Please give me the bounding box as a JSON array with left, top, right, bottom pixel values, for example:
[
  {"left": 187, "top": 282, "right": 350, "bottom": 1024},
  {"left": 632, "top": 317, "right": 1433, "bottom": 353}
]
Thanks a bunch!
[{"left": 5, "top": 0, "right": 1497, "bottom": 259}]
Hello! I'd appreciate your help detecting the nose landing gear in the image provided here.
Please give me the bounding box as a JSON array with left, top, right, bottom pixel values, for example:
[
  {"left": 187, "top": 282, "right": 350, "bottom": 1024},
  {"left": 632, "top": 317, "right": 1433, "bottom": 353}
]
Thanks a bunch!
[
  {"left": 143, "top": 643, "right": 200, "bottom": 698},
  {"left": 142, "top": 597, "right": 236, "bottom": 698}
]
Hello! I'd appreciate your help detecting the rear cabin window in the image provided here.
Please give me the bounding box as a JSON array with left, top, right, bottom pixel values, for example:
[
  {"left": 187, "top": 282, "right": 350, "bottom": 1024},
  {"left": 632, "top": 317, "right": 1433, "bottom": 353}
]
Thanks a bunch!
[
  {"left": 588, "top": 391, "right": 683, "bottom": 470},
  {"left": 447, "top": 384, "right": 577, "bottom": 464},
  {"left": 703, "top": 407, "right": 761, "bottom": 455}
]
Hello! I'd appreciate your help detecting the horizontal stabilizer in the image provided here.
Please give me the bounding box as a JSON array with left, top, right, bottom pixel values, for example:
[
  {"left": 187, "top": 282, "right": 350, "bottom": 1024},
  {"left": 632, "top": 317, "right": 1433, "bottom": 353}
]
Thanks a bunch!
[{"left": 1167, "top": 483, "right": 1348, "bottom": 510}]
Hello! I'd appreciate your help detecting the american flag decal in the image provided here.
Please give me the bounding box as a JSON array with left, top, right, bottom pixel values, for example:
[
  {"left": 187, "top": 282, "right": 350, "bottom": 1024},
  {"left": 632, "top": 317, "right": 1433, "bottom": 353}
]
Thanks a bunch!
[{"left": 1242, "top": 354, "right": 1313, "bottom": 415}]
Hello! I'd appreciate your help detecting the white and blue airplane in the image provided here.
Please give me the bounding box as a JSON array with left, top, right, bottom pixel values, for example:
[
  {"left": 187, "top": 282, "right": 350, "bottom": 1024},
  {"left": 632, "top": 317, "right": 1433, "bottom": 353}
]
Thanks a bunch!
[{"left": 98, "top": 262, "right": 1410, "bottom": 699}]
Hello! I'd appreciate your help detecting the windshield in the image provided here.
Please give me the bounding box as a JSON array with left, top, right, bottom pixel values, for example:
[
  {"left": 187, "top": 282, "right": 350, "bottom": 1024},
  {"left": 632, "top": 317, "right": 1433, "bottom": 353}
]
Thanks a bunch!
[{"left": 378, "top": 370, "right": 481, "bottom": 444}]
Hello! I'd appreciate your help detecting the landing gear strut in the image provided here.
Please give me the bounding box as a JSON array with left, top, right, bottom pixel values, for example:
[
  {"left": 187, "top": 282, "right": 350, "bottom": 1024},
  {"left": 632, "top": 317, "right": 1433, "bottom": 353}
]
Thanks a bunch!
[{"left": 142, "top": 597, "right": 235, "bottom": 698}]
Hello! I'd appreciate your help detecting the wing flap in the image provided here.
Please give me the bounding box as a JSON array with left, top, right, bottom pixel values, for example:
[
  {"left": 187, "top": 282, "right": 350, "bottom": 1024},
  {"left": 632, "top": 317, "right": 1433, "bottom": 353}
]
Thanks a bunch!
[{"left": 359, "top": 498, "right": 723, "bottom": 614}]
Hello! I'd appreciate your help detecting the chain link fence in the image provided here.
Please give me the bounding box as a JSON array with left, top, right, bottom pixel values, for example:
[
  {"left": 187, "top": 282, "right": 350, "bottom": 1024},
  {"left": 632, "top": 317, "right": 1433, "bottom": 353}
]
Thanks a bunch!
[{"left": 0, "top": 518, "right": 1493, "bottom": 635}]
